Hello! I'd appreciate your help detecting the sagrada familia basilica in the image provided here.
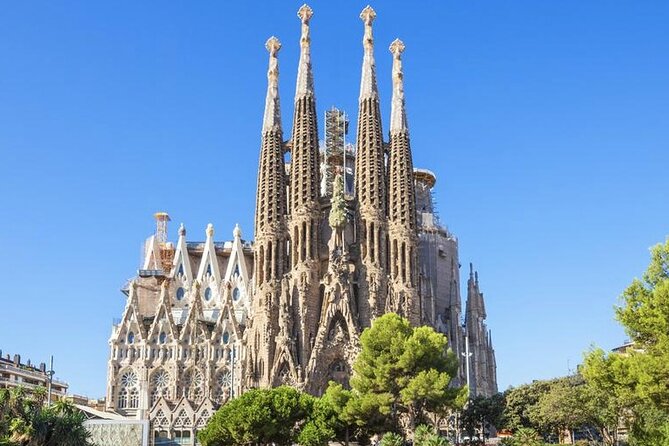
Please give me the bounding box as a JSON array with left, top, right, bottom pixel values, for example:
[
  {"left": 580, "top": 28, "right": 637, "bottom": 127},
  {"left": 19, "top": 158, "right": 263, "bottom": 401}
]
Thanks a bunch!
[{"left": 106, "top": 5, "right": 497, "bottom": 442}]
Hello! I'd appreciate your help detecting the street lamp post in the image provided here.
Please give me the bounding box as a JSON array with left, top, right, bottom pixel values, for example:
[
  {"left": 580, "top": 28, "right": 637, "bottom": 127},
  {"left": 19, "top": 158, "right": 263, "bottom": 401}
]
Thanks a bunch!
[{"left": 46, "top": 356, "right": 54, "bottom": 406}]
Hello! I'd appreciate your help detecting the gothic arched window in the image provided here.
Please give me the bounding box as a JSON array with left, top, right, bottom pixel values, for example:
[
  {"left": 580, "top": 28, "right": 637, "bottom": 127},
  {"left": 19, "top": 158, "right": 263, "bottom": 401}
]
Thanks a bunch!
[
  {"left": 204, "top": 287, "right": 212, "bottom": 301},
  {"left": 129, "top": 388, "right": 139, "bottom": 408},
  {"left": 150, "top": 369, "right": 171, "bottom": 405},
  {"left": 117, "top": 370, "right": 138, "bottom": 410},
  {"left": 176, "top": 287, "right": 185, "bottom": 300},
  {"left": 127, "top": 331, "right": 135, "bottom": 344}
]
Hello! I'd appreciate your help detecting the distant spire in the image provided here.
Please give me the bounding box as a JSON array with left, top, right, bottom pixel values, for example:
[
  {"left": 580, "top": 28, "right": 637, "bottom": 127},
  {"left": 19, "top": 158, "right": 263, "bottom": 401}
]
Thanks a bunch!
[
  {"left": 295, "top": 4, "right": 315, "bottom": 99},
  {"left": 389, "top": 38, "right": 407, "bottom": 133},
  {"left": 262, "top": 37, "right": 282, "bottom": 133},
  {"left": 469, "top": 262, "right": 474, "bottom": 280},
  {"left": 178, "top": 223, "right": 186, "bottom": 237},
  {"left": 359, "top": 5, "right": 378, "bottom": 100}
]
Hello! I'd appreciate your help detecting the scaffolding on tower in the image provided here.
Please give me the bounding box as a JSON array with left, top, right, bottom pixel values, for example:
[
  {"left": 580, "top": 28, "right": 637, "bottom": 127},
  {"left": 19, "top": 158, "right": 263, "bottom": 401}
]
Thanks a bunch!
[
  {"left": 323, "top": 107, "right": 351, "bottom": 196},
  {"left": 154, "top": 212, "right": 175, "bottom": 273}
]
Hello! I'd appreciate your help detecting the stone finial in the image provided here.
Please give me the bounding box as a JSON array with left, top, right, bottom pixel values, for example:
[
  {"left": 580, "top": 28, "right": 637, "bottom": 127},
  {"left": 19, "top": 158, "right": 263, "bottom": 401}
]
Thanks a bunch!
[
  {"left": 360, "top": 6, "right": 376, "bottom": 49},
  {"left": 389, "top": 38, "right": 405, "bottom": 57},
  {"left": 360, "top": 5, "right": 376, "bottom": 26},
  {"left": 265, "top": 36, "right": 281, "bottom": 55},
  {"left": 206, "top": 223, "right": 214, "bottom": 238},
  {"left": 178, "top": 223, "right": 186, "bottom": 237},
  {"left": 233, "top": 224, "right": 242, "bottom": 239},
  {"left": 297, "top": 4, "right": 313, "bottom": 24}
]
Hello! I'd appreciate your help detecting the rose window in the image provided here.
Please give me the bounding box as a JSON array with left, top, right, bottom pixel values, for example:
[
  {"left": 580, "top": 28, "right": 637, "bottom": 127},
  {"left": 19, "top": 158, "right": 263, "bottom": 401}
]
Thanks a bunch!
[
  {"left": 121, "top": 371, "right": 138, "bottom": 388},
  {"left": 217, "top": 370, "right": 232, "bottom": 388},
  {"left": 152, "top": 370, "right": 170, "bottom": 388}
]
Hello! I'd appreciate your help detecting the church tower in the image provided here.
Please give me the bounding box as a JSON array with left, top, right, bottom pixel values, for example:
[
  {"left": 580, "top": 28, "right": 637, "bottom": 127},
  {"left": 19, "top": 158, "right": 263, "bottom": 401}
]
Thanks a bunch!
[
  {"left": 386, "top": 39, "right": 420, "bottom": 325},
  {"left": 465, "top": 264, "right": 498, "bottom": 397},
  {"left": 287, "top": 4, "right": 322, "bottom": 378},
  {"left": 354, "top": 6, "right": 388, "bottom": 326},
  {"left": 246, "top": 36, "right": 287, "bottom": 388}
]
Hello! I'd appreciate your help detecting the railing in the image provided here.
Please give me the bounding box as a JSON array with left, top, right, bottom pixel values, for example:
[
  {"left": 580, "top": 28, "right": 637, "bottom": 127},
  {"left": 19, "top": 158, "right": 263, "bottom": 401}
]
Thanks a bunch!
[
  {"left": 138, "top": 269, "right": 165, "bottom": 277},
  {"left": 0, "top": 377, "right": 67, "bottom": 394}
]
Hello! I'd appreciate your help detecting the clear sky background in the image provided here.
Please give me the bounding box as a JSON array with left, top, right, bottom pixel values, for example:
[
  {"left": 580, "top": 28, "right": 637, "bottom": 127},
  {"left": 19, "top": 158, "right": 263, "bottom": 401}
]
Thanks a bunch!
[{"left": 1, "top": 1, "right": 667, "bottom": 398}]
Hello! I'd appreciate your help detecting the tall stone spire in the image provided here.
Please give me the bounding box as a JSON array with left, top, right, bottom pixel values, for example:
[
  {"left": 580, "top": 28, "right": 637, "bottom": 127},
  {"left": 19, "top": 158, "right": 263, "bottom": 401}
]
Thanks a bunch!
[
  {"left": 295, "top": 4, "right": 315, "bottom": 99},
  {"left": 289, "top": 3, "right": 320, "bottom": 240},
  {"left": 387, "top": 38, "right": 419, "bottom": 324},
  {"left": 389, "top": 39, "right": 408, "bottom": 133},
  {"left": 464, "top": 264, "right": 497, "bottom": 397},
  {"left": 254, "top": 36, "right": 288, "bottom": 258},
  {"left": 359, "top": 6, "right": 378, "bottom": 100},
  {"left": 289, "top": 3, "right": 321, "bottom": 370},
  {"left": 247, "top": 36, "right": 288, "bottom": 388},
  {"left": 262, "top": 37, "right": 282, "bottom": 133},
  {"left": 355, "top": 5, "right": 387, "bottom": 326}
]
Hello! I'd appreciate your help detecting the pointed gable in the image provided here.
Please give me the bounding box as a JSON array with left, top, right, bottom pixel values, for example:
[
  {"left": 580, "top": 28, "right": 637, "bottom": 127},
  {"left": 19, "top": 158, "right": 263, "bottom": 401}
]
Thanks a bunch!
[
  {"left": 211, "top": 302, "right": 242, "bottom": 344},
  {"left": 172, "top": 223, "right": 193, "bottom": 282},
  {"left": 197, "top": 224, "right": 222, "bottom": 282},
  {"left": 148, "top": 281, "right": 177, "bottom": 342},
  {"left": 149, "top": 396, "right": 173, "bottom": 420},
  {"left": 171, "top": 397, "right": 195, "bottom": 429},
  {"left": 142, "top": 235, "right": 162, "bottom": 271},
  {"left": 180, "top": 283, "right": 207, "bottom": 344},
  {"left": 223, "top": 224, "right": 250, "bottom": 285},
  {"left": 116, "top": 281, "right": 146, "bottom": 343}
]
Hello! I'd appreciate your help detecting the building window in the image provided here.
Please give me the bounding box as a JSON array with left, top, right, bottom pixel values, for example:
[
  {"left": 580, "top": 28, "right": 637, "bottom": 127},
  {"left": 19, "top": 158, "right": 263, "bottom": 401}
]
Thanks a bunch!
[
  {"left": 150, "top": 370, "right": 171, "bottom": 405},
  {"left": 118, "top": 389, "right": 128, "bottom": 408},
  {"left": 222, "top": 331, "right": 230, "bottom": 344},
  {"left": 127, "top": 332, "right": 135, "bottom": 344},
  {"left": 176, "top": 287, "right": 185, "bottom": 300},
  {"left": 232, "top": 287, "right": 240, "bottom": 301},
  {"left": 118, "top": 370, "right": 139, "bottom": 410},
  {"left": 204, "top": 287, "right": 212, "bottom": 301},
  {"left": 159, "top": 332, "right": 167, "bottom": 344},
  {"left": 129, "top": 388, "right": 139, "bottom": 408}
]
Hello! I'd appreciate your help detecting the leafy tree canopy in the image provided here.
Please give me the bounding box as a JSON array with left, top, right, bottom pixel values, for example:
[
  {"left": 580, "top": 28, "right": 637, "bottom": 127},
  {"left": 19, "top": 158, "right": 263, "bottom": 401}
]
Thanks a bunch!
[
  {"left": 348, "top": 313, "right": 464, "bottom": 432},
  {"left": 198, "top": 386, "right": 312, "bottom": 446},
  {"left": 0, "top": 386, "right": 91, "bottom": 446},
  {"left": 580, "top": 238, "right": 669, "bottom": 445}
]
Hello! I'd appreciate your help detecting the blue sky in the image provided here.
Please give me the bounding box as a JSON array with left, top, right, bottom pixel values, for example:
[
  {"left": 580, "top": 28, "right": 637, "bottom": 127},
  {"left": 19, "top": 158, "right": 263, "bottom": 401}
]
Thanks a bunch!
[{"left": 1, "top": 1, "right": 667, "bottom": 397}]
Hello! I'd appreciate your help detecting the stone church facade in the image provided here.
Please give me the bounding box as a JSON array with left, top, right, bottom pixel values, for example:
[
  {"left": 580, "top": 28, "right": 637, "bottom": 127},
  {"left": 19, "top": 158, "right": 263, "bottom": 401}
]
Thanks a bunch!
[{"left": 106, "top": 5, "right": 496, "bottom": 443}]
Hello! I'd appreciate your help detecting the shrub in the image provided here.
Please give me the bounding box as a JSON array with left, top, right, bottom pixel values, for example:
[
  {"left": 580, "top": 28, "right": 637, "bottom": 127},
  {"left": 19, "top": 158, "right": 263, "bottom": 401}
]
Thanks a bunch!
[{"left": 380, "top": 432, "right": 405, "bottom": 446}]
